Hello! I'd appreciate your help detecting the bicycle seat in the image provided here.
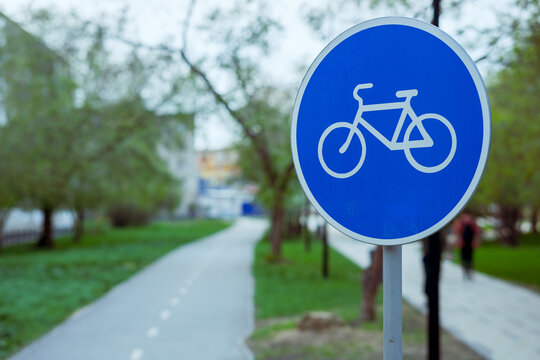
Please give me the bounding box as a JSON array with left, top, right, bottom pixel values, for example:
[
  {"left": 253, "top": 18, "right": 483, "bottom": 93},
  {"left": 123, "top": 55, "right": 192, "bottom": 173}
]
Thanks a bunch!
[{"left": 395, "top": 89, "right": 418, "bottom": 98}]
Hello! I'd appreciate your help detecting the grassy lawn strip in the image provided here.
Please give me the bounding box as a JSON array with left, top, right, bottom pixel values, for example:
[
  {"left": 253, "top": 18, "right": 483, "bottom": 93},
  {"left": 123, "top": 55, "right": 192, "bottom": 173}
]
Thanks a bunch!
[
  {"left": 470, "top": 232, "right": 540, "bottom": 290},
  {"left": 0, "top": 219, "right": 230, "bottom": 359},
  {"left": 251, "top": 237, "right": 483, "bottom": 360},
  {"left": 254, "top": 237, "right": 365, "bottom": 322}
]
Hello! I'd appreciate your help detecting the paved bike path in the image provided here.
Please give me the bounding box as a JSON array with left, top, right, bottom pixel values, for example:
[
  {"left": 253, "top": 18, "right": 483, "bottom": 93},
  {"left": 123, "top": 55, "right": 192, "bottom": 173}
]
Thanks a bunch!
[
  {"left": 328, "top": 225, "right": 540, "bottom": 360},
  {"left": 10, "top": 218, "right": 268, "bottom": 360}
]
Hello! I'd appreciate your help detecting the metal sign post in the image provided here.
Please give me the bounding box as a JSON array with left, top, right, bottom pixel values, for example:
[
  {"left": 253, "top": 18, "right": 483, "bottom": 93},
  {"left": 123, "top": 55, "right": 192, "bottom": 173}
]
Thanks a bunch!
[
  {"left": 383, "top": 245, "right": 402, "bottom": 359},
  {"left": 291, "top": 16, "right": 490, "bottom": 360}
]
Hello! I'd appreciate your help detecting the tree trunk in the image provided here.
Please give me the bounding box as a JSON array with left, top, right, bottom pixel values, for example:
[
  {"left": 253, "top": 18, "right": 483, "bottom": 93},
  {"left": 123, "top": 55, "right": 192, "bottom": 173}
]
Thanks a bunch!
[
  {"left": 497, "top": 205, "right": 521, "bottom": 246},
  {"left": 74, "top": 207, "right": 85, "bottom": 243},
  {"left": 269, "top": 196, "right": 284, "bottom": 260},
  {"left": 0, "top": 209, "right": 7, "bottom": 255},
  {"left": 531, "top": 207, "right": 538, "bottom": 234},
  {"left": 37, "top": 207, "right": 54, "bottom": 248},
  {"left": 321, "top": 223, "right": 329, "bottom": 278},
  {"left": 303, "top": 223, "right": 311, "bottom": 252},
  {"left": 361, "top": 246, "right": 383, "bottom": 321},
  {"left": 423, "top": 232, "right": 443, "bottom": 360},
  {"left": 285, "top": 209, "right": 301, "bottom": 236},
  {"left": 303, "top": 204, "right": 312, "bottom": 252}
]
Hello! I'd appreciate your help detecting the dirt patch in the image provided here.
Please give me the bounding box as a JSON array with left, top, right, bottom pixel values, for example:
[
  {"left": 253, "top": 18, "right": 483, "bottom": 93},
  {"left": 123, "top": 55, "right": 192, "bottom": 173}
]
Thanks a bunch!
[
  {"left": 271, "top": 326, "right": 379, "bottom": 349},
  {"left": 249, "top": 323, "right": 380, "bottom": 360},
  {"left": 249, "top": 308, "right": 485, "bottom": 360}
]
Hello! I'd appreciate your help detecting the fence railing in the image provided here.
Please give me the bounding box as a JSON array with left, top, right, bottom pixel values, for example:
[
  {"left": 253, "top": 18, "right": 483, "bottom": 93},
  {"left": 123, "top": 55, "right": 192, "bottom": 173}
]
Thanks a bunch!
[{"left": 0, "top": 227, "right": 73, "bottom": 247}]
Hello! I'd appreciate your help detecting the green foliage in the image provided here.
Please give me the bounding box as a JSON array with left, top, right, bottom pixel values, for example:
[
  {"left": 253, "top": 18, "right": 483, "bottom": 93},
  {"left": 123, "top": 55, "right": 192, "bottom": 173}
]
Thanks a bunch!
[
  {"left": 196, "top": 1, "right": 292, "bottom": 191},
  {"left": 0, "top": 14, "right": 76, "bottom": 211},
  {"left": 182, "top": 0, "right": 300, "bottom": 256},
  {"left": 0, "top": 219, "right": 230, "bottom": 358},
  {"left": 473, "top": 8, "right": 540, "bottom": 217},
  {"left": 78, "top": 98, "right": 183, "bottom": 216},
  {"left": 0, "top": 10, "right": 190, "bottom": 241},
  {"left": 234, "top": 87, "right": 301, "bottom": 212},
  {"left": 60, "top": 21, "right": 186, "bottom": 217}
]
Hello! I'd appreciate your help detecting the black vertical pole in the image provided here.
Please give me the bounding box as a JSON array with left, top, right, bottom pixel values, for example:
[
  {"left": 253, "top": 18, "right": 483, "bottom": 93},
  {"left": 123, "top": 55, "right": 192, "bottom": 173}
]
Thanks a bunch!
[
  {"left": 304, "top": 203, "right": 311, "bottom": 252},
  {"left": 423, "top": 231, "right": 442, "bottom": 360},
  {"left": 322, "top": 223, "right": 329, "bottom": 278},
  {"left": 432, "top": 0, "right": 440, "bottom": 27},
  {"left": 425, "top": 2, "right": 442, "bottom": 359}
]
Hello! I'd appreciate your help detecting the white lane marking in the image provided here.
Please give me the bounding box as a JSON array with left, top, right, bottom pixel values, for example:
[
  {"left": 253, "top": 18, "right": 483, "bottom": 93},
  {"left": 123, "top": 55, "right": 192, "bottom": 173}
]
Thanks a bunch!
[
  {"left": 179, "top": 287, "right": 188, "bottom": 295},
  {"left": 146, "top": 326, "right": 159, "bottom": 338},
  {"left": 130, "top": 348, "right": 144, "bottom": 360},
  {"left": 160, "top": 310, "right": 171, "bottom": 320},
  {"left": 170, "top": 297, "right": 179, "bottom": 306},
  {"left": 185, "top": 278, "right": 193, "bottom": 286}
]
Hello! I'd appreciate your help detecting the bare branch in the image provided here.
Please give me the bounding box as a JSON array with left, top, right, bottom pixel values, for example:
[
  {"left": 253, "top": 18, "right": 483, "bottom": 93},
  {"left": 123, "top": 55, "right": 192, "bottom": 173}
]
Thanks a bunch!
[
  {"left": 109, "top": 34, "right": 279, "bottom": 185},
  {"left": 182, "top": 0, "right": 197, "bottom": 51},
  {"left": 112, "top": 3, "right": 282, "bottom": 186},
  {"left": 278, "top": 161, "right": 296, "bottom": 192},
  {"left": 179, "top": 48, "right": 278, "bottom": 185},
  {"left": 474, "top": 53, "right": 490, "bottom": 63}
]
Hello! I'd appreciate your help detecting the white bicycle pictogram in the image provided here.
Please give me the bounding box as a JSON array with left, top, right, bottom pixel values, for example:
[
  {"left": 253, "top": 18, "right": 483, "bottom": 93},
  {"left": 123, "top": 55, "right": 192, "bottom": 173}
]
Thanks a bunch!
[{"left": 318, "top": 83, "right": 457, "bottom": 178}]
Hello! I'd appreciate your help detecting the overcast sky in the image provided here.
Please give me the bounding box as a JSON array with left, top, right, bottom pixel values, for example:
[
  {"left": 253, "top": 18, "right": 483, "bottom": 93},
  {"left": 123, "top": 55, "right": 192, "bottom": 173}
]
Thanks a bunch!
[{"left": 0, "top": 0, "right": 513, "bottom": 150}]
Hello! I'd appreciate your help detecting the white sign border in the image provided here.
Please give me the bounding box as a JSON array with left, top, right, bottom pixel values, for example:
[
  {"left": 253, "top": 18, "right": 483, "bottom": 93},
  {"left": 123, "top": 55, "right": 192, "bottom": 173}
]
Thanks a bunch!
[{"left": 291, "top": 16, "right": 491, "bottom": 246}]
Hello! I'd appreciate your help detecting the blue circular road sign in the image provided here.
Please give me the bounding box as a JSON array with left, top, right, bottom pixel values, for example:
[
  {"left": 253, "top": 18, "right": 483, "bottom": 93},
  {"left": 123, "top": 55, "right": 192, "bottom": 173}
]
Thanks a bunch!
[{"left": 291, "top": 17, "right": 491, "bottom": 245}]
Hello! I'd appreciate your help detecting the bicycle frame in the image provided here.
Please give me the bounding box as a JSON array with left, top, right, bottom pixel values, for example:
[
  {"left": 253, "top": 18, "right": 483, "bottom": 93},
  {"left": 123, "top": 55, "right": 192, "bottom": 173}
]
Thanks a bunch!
[{"left": 340, "top": 93, "right": 434, "bottom": 153}]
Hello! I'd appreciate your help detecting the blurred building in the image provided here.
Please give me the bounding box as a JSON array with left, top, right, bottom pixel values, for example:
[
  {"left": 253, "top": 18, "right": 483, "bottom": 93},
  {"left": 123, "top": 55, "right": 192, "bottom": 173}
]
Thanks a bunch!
[
  {"left": 198, "top": 148, "right": 240, "bottom": 186},
  {"left": 197, "top": 148, "right": 262, "bottom": 218},
  {"left": 0, "top": 11, "right": 72, "bottom": 124},
  {"left": 157, "top": 113, "right": 199, "bottom": 218}
]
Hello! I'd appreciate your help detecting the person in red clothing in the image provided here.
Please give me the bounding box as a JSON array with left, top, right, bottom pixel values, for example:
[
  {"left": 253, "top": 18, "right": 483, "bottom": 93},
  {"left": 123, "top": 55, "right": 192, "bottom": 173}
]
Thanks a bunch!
[{"left": 452, "top": 209, "right": 480, "bottom": 279}]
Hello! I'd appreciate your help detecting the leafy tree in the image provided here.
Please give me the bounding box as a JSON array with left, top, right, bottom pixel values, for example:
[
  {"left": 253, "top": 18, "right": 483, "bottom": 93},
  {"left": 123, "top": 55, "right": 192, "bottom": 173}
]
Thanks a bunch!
[
  {"left": 233, "top": 87, "right": 302, "bottom": 252},
  {"left": 0, "top": 10, "right": 187, "bottom": 247},
  {"left": 173, "top": 0, "right": 297, "bottom": 259},
  {"left": 63, "top": 22, "right": 185, "bottom": 238},
  {"left": 474, "top": 1, "right": 540, "bottom": 245},
  {"left": 67, "top": 97, "right": 182, "bottom": 239},
  {"left": 0, "top": 13, "right": 76, "bottom": 247}
]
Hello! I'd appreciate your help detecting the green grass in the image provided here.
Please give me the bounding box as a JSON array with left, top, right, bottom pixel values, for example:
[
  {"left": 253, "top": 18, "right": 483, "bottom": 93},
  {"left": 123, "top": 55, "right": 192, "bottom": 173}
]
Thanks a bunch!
[
  {"left": 471, "top": 232, "right": 540, "bottom": 290},
  {"left": 0, "top": 219, "right": 230, "bottom": 359},
  {"left": 254, "top": 237, "right": 370, "bottom": 322}
]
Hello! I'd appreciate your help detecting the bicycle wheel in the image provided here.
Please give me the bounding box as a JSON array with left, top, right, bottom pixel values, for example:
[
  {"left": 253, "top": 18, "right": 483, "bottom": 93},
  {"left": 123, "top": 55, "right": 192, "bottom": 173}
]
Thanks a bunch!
[
  {"left": 318, "top": 122, "right": 366, "bottom": 179},
  {"left": 404, "top": 113, "right": 457, "bottom": 173}
]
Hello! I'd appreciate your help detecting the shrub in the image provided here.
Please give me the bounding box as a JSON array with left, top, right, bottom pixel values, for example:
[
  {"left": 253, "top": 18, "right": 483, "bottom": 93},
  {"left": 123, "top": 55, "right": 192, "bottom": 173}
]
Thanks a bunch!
[{"left": 107, "top": 203, "right": 154, "bottom": 227}]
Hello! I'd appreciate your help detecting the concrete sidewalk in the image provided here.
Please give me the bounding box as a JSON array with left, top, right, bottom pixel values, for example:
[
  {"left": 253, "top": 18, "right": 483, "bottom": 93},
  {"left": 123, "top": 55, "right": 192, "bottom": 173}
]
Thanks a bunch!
[
  {"left": 329, "top": 226, "right": 540, "bottom": 360},
  {"left": 10, "top": 218, "right": 268, "bottom": 360}
]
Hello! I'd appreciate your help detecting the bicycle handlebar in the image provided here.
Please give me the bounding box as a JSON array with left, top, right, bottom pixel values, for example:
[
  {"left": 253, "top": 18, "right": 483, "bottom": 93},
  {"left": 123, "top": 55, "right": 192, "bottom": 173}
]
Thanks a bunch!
[{"left": 353, "top": 83, "right": 373, "bottom": 102}]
